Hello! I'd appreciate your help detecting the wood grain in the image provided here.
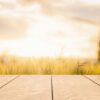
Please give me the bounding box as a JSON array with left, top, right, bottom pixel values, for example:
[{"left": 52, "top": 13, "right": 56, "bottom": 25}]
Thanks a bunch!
[
  {"left": 0, "top": 75, "right": 51, "bottom": 100},
  {"left": 0, "top": 75, "right": 17, "bottom": 87},
  {"left": 85, "top": 75, "right": 100, "bottom": 85},
  {"left": 0, "top": 75, "right": 100, "bottom": 100},
  {"left": 53, "top": 75, "right": 100, "bottom": 100}
]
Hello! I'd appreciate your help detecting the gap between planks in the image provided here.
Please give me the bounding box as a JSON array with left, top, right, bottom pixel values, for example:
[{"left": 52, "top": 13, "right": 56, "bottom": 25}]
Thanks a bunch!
[
  {"left": 0, "top": 75, "right": 20, "bottom": 89},
  {"left": 0, "top": 75, "right": 100, "bottom": 100},
  {"left": 51, "top": 75, "right": 54, "bottom": 100},
  {"left": 82, "top": 75, "right": 100, "bottom": 87}
]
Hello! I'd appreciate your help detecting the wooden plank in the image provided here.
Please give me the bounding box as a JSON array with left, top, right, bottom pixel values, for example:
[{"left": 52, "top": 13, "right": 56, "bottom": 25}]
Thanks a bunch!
[
  {"left": 85, "top": 75, "right": 100, "bottom": 85},
  {"left": 0, "top": 75, "right": 51, "bottom": 100},
  {"left": 53, "top": 75, "right": 100, "bottom": 100},
  {"left": 0, "top": 75, "right": 18, "bottom": 87}
]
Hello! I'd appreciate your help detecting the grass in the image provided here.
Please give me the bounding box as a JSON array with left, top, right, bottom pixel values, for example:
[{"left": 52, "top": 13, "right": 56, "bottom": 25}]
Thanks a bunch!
[{"left": 0, "top": 55, "right": 100, "bottom": 74}]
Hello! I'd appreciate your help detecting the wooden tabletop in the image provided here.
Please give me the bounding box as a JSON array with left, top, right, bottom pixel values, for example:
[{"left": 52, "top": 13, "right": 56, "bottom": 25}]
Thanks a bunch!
[{"left": 0, "top": 75, "right": 100, "bottom": 100}]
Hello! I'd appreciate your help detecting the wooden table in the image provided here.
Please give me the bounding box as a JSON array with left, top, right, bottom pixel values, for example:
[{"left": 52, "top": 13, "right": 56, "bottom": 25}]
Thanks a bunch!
[{"left": 0, "top": 75, "right": 100, "bottom": 100}]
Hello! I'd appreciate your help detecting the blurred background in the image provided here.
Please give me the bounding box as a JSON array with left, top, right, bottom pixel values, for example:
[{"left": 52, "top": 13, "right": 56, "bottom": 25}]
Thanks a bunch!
[{"left": 0, "top": 0, "right": 100, "bottom": 74}]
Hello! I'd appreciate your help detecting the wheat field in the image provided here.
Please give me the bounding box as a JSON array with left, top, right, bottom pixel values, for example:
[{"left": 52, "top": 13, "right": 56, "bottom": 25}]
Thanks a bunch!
[{"left": 0, "top": 55, "right": 100, "bottom": 75}]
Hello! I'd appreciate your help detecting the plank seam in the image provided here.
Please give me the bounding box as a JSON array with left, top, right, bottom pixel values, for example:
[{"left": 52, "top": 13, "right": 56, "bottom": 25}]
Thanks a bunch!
[
  {"left": 0, "top": 75, "right": 20, "bottom": 89},
  {"left": 83, "top": 75, "right": 100, "bottom": 87},
  {"left": 51, "top": 75, "right": 54, "bottom": 100}
]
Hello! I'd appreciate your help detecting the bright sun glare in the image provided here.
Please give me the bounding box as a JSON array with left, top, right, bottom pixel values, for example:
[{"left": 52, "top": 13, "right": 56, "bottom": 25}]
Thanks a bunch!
[
  {"left": 0, "top": 0, "right": 99, "bottom": 58},
  {"left": 81, "top": 0, "right": 100, "bottom": 5}
]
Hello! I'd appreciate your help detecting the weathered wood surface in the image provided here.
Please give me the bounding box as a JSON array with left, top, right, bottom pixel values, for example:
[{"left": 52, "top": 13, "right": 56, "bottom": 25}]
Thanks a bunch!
[
  {"left": 53, "top": 75, "right": 100, "bottom": 100},
  {"left": 0, "top": 75, "right": 100, "bottom": 100},
  {"left": 85, "top": 75, "right": 100, "bottom": 85},
  {"left": 0, "top": 75, "right": 18, "bottom": 88},
  {"left": 0, "top": 75, "right": 51, "bottom": 100}
]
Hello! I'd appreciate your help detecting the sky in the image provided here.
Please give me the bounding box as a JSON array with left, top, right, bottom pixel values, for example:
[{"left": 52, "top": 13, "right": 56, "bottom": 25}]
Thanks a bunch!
[{"left": 0, "top": 0, "right": 100, "bottom": 58}]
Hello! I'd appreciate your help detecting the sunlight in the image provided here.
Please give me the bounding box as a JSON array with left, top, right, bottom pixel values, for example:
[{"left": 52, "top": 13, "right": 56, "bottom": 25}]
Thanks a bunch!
[
  {"left": 81, "top": 0, "right": 100, "bottom": 5},
  {"left": 0, "top": 0, "right": 99, "bottom": 58},
  {"left": 0, "top": 16, "right": 98, "bottom": 58}
]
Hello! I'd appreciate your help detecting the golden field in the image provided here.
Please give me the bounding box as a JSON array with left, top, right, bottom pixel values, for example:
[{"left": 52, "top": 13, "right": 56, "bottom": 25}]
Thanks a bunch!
[{"left": 0, "top": 55, "right": 100, "bottom": 75}]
